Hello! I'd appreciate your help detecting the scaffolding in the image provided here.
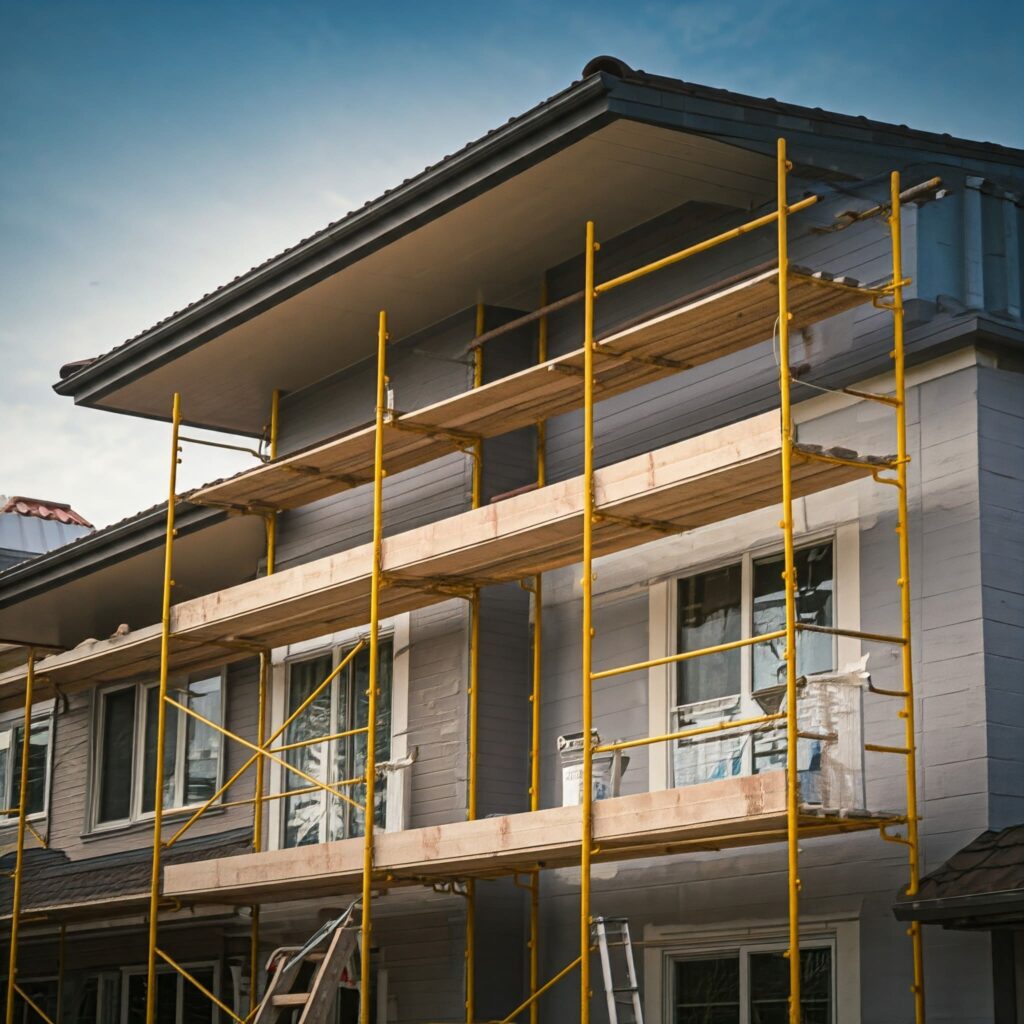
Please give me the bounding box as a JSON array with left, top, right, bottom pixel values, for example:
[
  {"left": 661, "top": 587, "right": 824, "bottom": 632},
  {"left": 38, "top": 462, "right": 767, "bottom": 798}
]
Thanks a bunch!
[{"left": 0, "top": 138, "right": 932, "bottom": 1024}]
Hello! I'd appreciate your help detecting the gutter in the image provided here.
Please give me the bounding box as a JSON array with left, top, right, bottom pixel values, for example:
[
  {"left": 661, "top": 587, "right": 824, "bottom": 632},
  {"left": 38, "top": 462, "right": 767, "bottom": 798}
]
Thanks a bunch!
[{"left": 893, "top": 888, "right": 1024, "bottom": 925}]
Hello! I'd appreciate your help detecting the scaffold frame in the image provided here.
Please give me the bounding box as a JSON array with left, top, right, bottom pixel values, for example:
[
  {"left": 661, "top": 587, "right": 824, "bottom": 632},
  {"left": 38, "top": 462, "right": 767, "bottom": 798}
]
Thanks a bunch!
[{"left": 1, "top": 137, "right": 932, "bottom": 1024}]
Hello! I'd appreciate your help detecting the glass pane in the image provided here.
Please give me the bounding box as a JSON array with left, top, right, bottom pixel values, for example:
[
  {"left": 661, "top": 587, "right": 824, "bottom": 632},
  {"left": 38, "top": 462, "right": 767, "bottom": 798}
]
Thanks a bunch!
[
  {"left": 752, "top": 543, "right": 834, "bottom": 691},
  {"left": 674, "top": 955, "right": 740, "bottom": 1024},
  {"left": 185, "top": 675, "right": 222, "bottom": 806},
  {"left": 284, "top": 655, "right": 333, "bottom": 848},
  {"left": 349, "top": 640, "right": 393, "bottom": 839},
  {"left": 18, "top": 980, "right": 57, "bottom": 1024},
  {"left": 98, "top": 688, "right": 136, "bottom": 823},
  {"left": 0, "top": 727, "right": 10, "bottom": 817},
  {"left": 12, "top": 719, "right": 51, "bottom": 815},
  {"left": 142, "top": 685, "right": 178, "bottom": 813},
  {"left": 125, "top": 972, "right": 175, "bottom": 1024},
  {"left": 677, "top": 565, "right": 742, "bottom": 705},
  {"left": 64, "top": 973, "right": 99, "bottom": 1024},
  {"left": 750, "top": 946, "right": 832, "bottom": 1024},
  {"left": 182, "top": 966, "right": 215, "bottom": 1024}
]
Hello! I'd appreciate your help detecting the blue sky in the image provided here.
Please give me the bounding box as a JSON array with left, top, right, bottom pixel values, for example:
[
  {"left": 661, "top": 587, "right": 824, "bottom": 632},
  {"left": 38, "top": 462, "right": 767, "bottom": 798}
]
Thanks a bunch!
[{"left": 1, "top": 0, "right": 1022, "bottom": 527}]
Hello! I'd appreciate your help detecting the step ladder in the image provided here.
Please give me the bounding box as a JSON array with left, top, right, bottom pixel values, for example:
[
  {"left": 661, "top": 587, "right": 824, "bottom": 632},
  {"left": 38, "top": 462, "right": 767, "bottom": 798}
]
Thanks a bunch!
[
  {"left": 593, "top": 917, "right": 643, "bottom": 1024},
  {"left": 253, "top": 898, "right": 361, "bottom": 1024}
]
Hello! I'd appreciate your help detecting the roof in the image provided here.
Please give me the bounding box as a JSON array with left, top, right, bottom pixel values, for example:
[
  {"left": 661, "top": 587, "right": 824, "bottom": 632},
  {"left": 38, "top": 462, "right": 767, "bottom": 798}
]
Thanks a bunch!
[
  {"left": 0, "top": 497, "right": 95, "bottom": 574},
  {"left": 0, "top": 827, "right": 251, "bottom": 922},
  {"left": 0, "top": 496, "right": 93, "bottom": 528},
  {"left": 893, "top": 823, "right": 1024, "bottom": 927},
  {"left": 53, "top": 56, "right": 1024, "bottom": 435}
]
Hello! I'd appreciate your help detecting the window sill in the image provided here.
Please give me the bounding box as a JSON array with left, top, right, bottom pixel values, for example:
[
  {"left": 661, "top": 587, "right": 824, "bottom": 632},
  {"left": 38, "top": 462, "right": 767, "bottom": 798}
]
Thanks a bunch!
[
  {"left": 0, "top": 811, "right": 48, "bottom": 831},
  {"left": 81, "top": 805, "right": 226, "bottom": 843}
]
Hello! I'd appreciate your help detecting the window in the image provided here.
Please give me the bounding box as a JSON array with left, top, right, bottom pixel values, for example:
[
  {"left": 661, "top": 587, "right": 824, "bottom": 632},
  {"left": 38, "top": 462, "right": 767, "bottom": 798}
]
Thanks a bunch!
[
  {"left": 676, "top": 542, "right": 834, "bottom": 707},
  {"left": 122, "top": 963, "right": 215, "bottom": 1024},
  {"left": 283, "top": 641, "right": 393, "bottom": 848},
  {"left": 672, "top": 541, "right": 835, "bottom": 787},
  {"left": 93, "top": 673, "right": 224, "bottom": 827},
  {"left": 0, "top": 709, "right": 52, "bottom": 824},
  {"left": 672, "top": 944, "right": 833, "bottom": 1024}
]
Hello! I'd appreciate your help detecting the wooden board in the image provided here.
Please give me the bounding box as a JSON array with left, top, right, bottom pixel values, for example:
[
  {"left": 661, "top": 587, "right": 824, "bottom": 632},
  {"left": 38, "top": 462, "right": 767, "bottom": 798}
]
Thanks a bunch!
[
  {"left": 195, "top": 270, "right": 870, "bottom": 510},
  {"left": 0, "top": 411, "right": 880, "bottom": 708},
  {"left": 163, "top": 772, "right": 885, "bottom": 905}
]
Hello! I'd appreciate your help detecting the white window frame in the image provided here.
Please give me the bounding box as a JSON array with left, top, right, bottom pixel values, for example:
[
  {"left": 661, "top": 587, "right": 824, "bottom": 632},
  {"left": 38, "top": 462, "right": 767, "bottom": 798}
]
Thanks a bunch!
[
  {"left": 643, "top": 917, "right": 860, "bottom": 1024},
  {"left": 89, "top": 669, "right": 227, "bottom": 831},
  {"left": 0, "top": 700, "right": 54, "bottom": 828},
  {"left": 648, "top": 523, "right": 859, "bottom": 792},
  {"left": 120, "top": 960, "right": 220, "bottom": 1024},
  {"left": 268, "top": 614, "right": 410, "bottom": 850}
]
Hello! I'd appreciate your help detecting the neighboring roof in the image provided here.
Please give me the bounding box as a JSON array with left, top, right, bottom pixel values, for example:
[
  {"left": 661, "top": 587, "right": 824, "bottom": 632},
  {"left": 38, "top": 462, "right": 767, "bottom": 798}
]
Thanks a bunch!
[
  {"left": 0, "top": 827, "right": 251, "bottom": 921},
  {"left": 0, "top": 496, "right": 94, "bottom": 573},
  {"left": 893, "top": 823, "right": 1024, "bottom": 927},
  {"left": 53, "top": 56, "right": 1024, "bottom": 435},
  {"left": 0, "top": 495, "right": 93, "bottom": 528}
]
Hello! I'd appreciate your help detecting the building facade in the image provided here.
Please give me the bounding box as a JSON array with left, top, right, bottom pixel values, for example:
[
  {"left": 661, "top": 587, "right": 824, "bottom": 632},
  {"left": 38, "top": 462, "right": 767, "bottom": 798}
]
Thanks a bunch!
[{"left": 1, "top": 58, "right": 1022, "bottom": 1024}]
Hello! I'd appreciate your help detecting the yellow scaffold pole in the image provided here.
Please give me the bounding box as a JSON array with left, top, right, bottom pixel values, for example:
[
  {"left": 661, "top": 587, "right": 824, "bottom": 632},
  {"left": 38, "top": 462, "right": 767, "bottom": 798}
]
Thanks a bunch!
[
  {"left": 250, "top": 650, "right": 269, "bottom": 1014},
  {"left": 264, "top": 389, "right": 280, "bottom": 575},
  {"left": 146, "top": 391, "right": 182, "bottom": 1024},
  {"left": 889, "top": 171, "right": 925, "bottom": 1023},
  {"left": 4, "top": 648, "right": 35, "bottom": 1024},
  {"left": 580, "top": 220, "right": 598, "bottom": 1024},
  {"left": 251, "top": 389, "right": 278, "bottom": 1014},
  {"left": 361, "top": 312, "right": 388, "bottom": 1024},
  {"left": 776, "top": 139, "right": 802, "bottom": 1024},
  {"left": 466, "top": 301, "right": 485, "bottom": 1024},
  {"left": 528, "top": 278, "right": 548, "bottom": 1024}
]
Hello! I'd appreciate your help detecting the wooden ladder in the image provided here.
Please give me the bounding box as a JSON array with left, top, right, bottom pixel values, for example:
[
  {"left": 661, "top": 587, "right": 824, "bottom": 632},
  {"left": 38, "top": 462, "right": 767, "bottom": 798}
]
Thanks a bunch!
[{"left": 253, "top": 899, "right": 361, "bottom": 1024}]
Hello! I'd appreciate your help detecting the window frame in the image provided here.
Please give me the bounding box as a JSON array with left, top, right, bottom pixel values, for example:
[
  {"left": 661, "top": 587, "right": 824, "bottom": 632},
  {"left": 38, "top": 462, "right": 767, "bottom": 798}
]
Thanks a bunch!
[
  {"left": 268, "top": 614, "right": 409, "bottom": 851},
  {"left": 119, "top": 959, "right": 220, "bottom": 1024},
  {"left": 643, "top": 918, "right": 860, "bottom": 1024},
  {"left": 89, "top": 669, "right": 227, "bottom": 832},
  {"left": 647, "top": 524, "right": 859, "bottom": 793},
  {"left": 0, "top": 700, "right": 54, "bottom": 829}
]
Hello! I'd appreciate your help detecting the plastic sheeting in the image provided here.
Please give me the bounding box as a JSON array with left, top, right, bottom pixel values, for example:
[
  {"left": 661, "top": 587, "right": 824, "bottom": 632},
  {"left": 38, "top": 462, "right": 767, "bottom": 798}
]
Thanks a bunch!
[{"left": 673, "top": 660, "right": 868, "bottom": 812}]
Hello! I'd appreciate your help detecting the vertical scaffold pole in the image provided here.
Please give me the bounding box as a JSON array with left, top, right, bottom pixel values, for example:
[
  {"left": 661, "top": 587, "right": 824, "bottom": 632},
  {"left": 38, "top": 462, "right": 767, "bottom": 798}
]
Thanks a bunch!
[
  {"left": 361, "top": 312, "right": 388, "bottom": 1024},
  {"left": 250, "top": 650, "right": 269, "bottom": 1015},
  {"left": 775, "top": 139, "right": 802, "bottom": 1024},
  {"left": 4, "top": 648, "right": 35, "bottom": 1024},
  {"left": 251, "top": 389, "right": 278, "bottom": 1013},
  {"left": 528, "top": 278, "right": 548, "bottom": 1024},
  {"left": 889, "top": 171, "right": 925, "bottom": 1023},
  {"left": 465, "top": 301, "right": 485, "bottom": 1024},
  {"left": 264, "top": 388, "right": 281, "bottom": 575},
  {"left": 580, "top": 220, "right": 597, "bottom": 1024},
  {"left": 146, "top": 391, "right": 182, "bottom": 1024}
]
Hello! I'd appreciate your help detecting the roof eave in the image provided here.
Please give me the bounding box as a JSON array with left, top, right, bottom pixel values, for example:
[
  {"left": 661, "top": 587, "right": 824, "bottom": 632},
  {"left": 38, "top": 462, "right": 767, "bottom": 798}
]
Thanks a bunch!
[
  {"left": 0, "top": 499, "right": 226, "bottom": 613},
  {"left": 893, "top": 889, "right": 1024, "bottom": 925},
  {"left": 52, "top": 73, "right": 615, "bottom": 411}
]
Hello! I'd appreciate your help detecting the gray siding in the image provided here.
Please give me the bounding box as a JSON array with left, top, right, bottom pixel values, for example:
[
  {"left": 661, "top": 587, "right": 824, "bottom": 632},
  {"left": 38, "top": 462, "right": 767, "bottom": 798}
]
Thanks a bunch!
[
  {"left": 525, "top": 367, "right": 994, "bottom": 1023},
  {"left": 978, "top": 365, "right": 1024, "bottom": 830},
  {"left": 274, "top": 309, "right": 477, "bottom": 571},
  {"left": 539, "top": 185, "right": 904, "bottom": 487},
  {"left": 408, "top": 600, "right": 470, "bottom": 830}
]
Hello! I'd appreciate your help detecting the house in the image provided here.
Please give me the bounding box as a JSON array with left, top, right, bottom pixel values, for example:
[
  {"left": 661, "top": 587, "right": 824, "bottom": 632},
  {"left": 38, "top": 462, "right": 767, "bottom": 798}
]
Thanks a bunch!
[{"left": 1, "top": 56, "right": 1022, "bottom": 1023}]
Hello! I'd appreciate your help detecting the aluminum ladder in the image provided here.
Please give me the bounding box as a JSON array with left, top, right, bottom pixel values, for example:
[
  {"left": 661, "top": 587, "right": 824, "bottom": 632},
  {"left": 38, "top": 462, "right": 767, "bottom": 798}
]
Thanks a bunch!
[
  {"left": 593, "top": 917, "right": 644, "bottom": 1024},
  {"left": 254, "top": 898, "right": 361, "bottom": 1024}
]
